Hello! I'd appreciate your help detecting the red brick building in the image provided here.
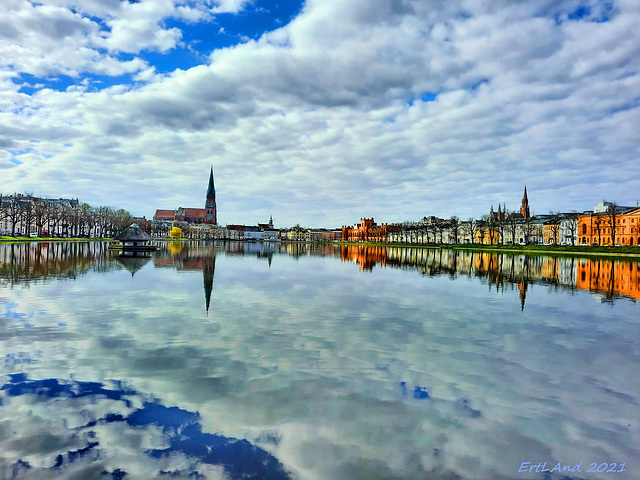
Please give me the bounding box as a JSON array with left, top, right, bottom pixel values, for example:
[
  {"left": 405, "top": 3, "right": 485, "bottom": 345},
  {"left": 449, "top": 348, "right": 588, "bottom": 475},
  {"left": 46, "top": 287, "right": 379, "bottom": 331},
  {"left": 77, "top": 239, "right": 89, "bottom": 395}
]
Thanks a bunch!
[
  {"left": 342, "top": 218, "right": 398, "bottom": 242},
  {"left": 153, "top": 167, "right": 217, "bottom": 225}
]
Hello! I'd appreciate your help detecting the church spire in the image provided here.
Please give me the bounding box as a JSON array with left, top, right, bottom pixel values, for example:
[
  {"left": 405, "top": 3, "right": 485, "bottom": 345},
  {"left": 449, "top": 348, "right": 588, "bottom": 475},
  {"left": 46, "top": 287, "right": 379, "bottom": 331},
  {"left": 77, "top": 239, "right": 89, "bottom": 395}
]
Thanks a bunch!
[
  {"left": 207, "top": 166, "right": 215, "bottom": 199},
  {"left": 520, "top": 185, "right": 530, "bottom": 219},
  {"left": 205, "top": 165, "right": 217, "bottom": 225}
]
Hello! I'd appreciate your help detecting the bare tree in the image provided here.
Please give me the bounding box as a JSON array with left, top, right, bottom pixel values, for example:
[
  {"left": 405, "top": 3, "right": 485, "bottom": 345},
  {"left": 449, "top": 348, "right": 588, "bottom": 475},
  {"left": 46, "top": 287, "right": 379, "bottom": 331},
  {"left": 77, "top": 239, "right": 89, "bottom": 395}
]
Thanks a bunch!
[
  {"left": 565, "top": 211, "right": 579, "bottom": 246},
  {"left": 450, "top": 216, "right": 460, "bottom": 244},
  {"left": 435, "top": 219, "right": 446, "bottom": 244},
  {"left": 0, "top": 193, "right": 5, "bottom": 227},
  {"left": 548, "top": 212, "right": 561, "bottom": 245},
  {"left": 496, "top": 215, "right": 506, "bottom": 245},
  {"left": 523, "top": 216, "right": 536, "bottom": 245},
  {"left": 506, "top": 212, "right": 519, "bottom": 245},
  {"left": 21, "top": 196, "right": 36, "bottom": 236},
  {"left": 486, "top": 215, "right": 498, "bottom": 245},
  {"left": 605, "top": 201, "right": 620, "bottom": 246},
  {"left": 33, "top": 198, "right": 49, "bottom": 236},
  {"left": 478, "top": 218, "right": 488, "bottom": 244},
  {"left": 47, "top": 203, "right": 64, "bottom": 236},
  {"left": 466, "top": 218, "right": 478, "bottom": 244},
  {"left": 593, "top": 216, "right": 603, "bottom": 245}
]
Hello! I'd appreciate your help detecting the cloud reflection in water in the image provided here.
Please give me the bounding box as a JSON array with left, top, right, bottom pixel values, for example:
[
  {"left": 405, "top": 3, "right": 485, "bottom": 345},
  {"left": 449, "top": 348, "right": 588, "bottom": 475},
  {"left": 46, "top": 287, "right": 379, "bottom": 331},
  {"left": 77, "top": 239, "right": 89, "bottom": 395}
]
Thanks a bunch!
[{"left": 0, "top": 374, "right": 290, "bottom": 480}]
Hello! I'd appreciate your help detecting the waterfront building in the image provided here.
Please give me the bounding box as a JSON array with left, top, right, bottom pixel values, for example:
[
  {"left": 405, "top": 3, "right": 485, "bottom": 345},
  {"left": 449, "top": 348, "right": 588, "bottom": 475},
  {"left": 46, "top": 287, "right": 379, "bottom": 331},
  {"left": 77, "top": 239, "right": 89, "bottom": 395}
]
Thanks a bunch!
[
  {"left": 0, "top": 194, "right": 79, "bottom": 236},
  {"left": 342, "top": 218, "right": 398, "bottom": 242},
  {"left": 283, "top": 229, "right": 311, "bottom": 242},
  {"left": 579, "top": 206, "right": 640, "bottom": 246},
  {"left": 153, "top": 166, "right": 217, "bottom": 226}
]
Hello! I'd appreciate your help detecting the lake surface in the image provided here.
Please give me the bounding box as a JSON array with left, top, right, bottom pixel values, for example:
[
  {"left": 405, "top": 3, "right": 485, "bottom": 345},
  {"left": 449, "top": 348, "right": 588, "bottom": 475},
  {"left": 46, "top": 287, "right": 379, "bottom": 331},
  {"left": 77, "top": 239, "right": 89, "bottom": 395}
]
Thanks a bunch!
[{"left": 0, "top": 241, "right": 638, "bottom": 480}]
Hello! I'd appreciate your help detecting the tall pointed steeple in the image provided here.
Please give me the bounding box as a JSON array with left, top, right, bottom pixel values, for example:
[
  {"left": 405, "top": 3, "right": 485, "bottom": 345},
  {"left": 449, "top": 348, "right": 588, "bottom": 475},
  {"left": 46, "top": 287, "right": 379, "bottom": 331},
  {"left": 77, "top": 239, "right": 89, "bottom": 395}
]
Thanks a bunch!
[
  {"left": 205, "top": 165, "right": 217, "bottom": 225},
  {"left": 520, "top": 186, "right": 530, "bottom": 219}
]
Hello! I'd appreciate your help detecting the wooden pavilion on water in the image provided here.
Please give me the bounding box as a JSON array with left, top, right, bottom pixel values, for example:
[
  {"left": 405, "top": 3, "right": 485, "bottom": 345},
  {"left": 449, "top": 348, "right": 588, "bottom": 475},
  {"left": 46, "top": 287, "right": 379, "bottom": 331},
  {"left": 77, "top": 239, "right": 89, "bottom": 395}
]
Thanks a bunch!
[{"left": 109, "top": 223, "right": 157, "bottom": 252}]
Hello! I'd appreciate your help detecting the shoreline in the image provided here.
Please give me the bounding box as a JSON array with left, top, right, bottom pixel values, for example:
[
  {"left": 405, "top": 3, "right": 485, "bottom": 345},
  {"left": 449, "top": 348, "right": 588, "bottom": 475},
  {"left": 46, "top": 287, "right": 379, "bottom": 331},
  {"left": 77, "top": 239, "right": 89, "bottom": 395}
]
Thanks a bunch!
[
  {"left": 2, "top": 237, "right": 639, "bottom": 259},
  {"left": 329, "top": 241, "right": 640, "bottom": 259},
  {"left": 0, "top": 237, "right": 114, "bottom": 244}
]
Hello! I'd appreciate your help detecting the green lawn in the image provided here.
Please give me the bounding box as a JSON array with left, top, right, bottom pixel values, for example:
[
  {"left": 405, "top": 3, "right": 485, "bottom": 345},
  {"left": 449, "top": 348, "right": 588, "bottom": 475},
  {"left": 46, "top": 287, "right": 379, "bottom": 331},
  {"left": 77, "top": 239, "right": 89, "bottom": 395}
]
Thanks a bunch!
[{"left": 0, "top": 236, "right": 113, "bottom": 242}]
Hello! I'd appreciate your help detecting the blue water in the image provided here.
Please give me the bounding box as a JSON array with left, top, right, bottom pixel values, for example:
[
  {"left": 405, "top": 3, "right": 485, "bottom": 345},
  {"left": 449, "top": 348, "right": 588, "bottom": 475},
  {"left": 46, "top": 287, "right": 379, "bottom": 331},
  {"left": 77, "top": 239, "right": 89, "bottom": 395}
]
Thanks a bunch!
[{"left": 0, "top": 242, "right": 638, "bottom": 479}]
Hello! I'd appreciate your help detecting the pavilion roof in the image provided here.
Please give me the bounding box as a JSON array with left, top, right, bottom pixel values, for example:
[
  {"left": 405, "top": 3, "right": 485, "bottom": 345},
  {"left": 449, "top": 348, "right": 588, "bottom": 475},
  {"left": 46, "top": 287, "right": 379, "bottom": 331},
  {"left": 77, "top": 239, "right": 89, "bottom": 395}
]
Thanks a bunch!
[{"left": 114, "top": 223, "right": 152, "bottom": 242}]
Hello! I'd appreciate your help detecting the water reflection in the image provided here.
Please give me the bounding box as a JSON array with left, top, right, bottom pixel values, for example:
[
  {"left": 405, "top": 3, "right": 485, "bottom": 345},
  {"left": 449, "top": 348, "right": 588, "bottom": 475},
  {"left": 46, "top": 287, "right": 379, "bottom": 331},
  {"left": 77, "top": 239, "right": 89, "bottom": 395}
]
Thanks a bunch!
[
  {"left": 0, "top": 242, "right": 115, "bottom": 286},
  {"left": 154, "top": 243, "right": 217, "bottom": 313},
  {"left": 0, "top": 374, "right": 290, "bottom": 479},
  {"left": 1, "top": 241, "right": 638, "bottom": 480},
  {"left": 115, "top": 253, "right": 152, "bottom": 277},
  {"left": 338, "top": 245, "right": 640, "bottom": 306},
  {"left": 1, "top": 242, "right": 639, "bottom": 308}
]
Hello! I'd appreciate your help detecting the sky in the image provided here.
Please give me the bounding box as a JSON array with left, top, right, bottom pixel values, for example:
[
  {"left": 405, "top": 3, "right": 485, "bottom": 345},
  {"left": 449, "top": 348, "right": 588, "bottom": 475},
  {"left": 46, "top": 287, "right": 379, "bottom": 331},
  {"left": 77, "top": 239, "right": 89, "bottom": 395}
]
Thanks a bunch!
[{"left": 1, "top": 0, "right": 639, "bottom": 228}]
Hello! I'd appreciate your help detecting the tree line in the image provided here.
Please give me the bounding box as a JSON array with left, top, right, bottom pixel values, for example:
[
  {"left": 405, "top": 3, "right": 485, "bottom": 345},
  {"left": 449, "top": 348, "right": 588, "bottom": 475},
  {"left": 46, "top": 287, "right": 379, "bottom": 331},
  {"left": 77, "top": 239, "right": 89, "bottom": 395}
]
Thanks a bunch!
[
  {"left": 0, "top": 193, "right": 137, "bottom": 238},
  {"left": 393, "top": 210, "right": 583, "bottom": 245}
]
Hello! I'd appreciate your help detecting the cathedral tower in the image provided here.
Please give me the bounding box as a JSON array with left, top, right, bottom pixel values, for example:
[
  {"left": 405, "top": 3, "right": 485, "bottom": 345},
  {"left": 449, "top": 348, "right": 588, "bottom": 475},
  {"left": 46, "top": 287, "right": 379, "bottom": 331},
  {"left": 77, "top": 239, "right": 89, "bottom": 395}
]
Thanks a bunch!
[
  {"left": 205, "top": 166, "right": 217, "bottom": 225},
  {"left": 520, "top": 186, "right": 530, "bottom": 219}
]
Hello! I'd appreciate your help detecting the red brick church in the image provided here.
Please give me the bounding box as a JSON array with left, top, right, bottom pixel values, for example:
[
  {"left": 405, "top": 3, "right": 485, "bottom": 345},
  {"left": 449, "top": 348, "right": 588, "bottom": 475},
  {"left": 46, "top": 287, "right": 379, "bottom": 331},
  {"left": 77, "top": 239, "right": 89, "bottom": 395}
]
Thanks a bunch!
[{"left": 154, "top": 167, "right": 217, "bottom": 225}]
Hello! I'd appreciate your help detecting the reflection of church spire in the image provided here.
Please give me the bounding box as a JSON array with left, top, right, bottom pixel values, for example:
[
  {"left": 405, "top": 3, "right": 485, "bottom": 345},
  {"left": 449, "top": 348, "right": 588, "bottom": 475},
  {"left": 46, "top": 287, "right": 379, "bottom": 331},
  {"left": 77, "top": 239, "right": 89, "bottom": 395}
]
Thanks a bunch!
[
  {"left": 203, "top": 253, "right": 216, "bottom": 314},
  {"left": 518, "top": 280, "right": 528, "bottom": 311}
]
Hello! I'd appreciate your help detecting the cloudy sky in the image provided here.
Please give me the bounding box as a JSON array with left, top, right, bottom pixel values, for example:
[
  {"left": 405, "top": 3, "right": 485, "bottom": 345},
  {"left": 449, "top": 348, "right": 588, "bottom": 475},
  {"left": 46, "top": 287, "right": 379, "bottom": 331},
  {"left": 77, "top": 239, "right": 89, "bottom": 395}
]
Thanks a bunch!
[{"left": 1, "top": 0, "right": 639, "bottom": 227}]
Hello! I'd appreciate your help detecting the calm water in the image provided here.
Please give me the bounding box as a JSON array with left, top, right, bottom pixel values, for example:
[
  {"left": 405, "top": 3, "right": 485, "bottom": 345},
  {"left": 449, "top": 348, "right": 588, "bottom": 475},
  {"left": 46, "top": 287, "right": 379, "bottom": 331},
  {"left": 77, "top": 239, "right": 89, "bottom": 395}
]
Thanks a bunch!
[{"left": 0, "top": 241, "right": 638, "bottom": 480}]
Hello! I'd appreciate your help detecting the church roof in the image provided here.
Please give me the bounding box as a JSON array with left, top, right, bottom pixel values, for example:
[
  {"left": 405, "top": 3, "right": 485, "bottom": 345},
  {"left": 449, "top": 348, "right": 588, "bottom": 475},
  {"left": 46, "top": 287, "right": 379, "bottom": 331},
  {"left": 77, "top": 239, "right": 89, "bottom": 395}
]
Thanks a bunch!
[
  {"left": 154, "top": 209, "right": 175, "bottom": 218},
  {"left": 181, "top": 208, "right": 205, "bottom": 217}
]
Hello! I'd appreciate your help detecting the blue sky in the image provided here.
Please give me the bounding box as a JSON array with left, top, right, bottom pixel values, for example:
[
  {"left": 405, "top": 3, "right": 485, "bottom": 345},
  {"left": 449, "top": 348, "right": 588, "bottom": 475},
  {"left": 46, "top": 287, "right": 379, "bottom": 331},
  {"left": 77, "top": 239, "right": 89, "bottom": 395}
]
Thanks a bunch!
[{"left": 1, "top": 0, "right": 639, "bottom": 227}]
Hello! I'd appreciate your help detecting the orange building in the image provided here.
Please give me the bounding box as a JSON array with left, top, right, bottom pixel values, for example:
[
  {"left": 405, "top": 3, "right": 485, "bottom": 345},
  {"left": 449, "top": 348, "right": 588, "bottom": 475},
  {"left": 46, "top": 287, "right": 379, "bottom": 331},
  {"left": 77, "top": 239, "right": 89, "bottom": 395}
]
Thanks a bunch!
[
  {"left": 579, "top": 208, "right": 640, "bottom": 246},
  {"left": 543, "top": 220, "right": 561, "bottom": 245},
  {"left": 341, "top": 218, "right": 398, "bottom": 242}
]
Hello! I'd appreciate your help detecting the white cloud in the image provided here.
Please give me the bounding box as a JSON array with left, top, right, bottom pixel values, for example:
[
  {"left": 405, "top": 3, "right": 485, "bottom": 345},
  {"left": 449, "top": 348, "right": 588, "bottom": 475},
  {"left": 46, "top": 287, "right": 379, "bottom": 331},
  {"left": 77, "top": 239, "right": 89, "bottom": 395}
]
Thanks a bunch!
[{"left": 1, "top": 0, "right": 639, "bottom": 226}]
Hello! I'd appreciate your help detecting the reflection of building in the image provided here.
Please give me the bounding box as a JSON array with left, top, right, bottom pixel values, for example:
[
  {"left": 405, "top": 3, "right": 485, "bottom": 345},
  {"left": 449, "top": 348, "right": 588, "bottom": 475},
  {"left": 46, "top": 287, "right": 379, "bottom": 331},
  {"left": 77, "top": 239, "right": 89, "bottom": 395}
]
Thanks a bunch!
[
  {"left": 203, "top": 254, "right": 215, "bottom": 313},
  {"left": 152, "top": 244, "right": 217, "bottom": 313},
  {"left": 518, "top": 280, "right": 528, "bottom": 311},
  {"left": 337, "top": 246, "right": 640, "bottom": 306},
  {"left": 576, "top": 258, "right": 640, "bottom": 301},
  {"left": 153, "top": 167, "right": 217, "bottom": 226},
  {"left": 340, "top": 245, "right": 389, "bottom": 271}
]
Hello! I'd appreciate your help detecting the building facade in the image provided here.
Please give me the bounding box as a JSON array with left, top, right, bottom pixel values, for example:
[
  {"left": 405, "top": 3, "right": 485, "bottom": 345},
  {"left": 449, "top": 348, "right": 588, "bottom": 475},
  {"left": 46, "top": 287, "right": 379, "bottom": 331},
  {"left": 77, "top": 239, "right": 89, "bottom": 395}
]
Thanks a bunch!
[
  {"left": 153, "top": 166, "right": 218, "bottom": 226},
  {"left": 342, "top": 218, "right": 398, "bottom": 242},
  {"left": 579, "top": 206, "right": 640, "bottom": 246}
]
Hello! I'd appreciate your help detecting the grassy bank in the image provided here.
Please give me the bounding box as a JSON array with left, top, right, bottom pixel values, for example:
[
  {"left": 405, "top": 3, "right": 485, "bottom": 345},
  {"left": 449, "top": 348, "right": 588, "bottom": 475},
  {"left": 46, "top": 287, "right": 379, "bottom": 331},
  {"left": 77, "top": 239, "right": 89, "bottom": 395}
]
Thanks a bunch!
[
  {"left": 0, "top": 236, "right": 113, "bottom": 243},
  {"left": 330, "top": 241, "right": 640, "bottom": 258}
]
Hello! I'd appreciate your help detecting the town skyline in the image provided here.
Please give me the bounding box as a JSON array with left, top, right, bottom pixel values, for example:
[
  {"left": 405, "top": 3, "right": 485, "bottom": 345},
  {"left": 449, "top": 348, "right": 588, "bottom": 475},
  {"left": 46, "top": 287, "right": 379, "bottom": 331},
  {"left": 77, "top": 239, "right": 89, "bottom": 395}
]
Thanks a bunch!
[{"left": 2, "top": 0, "right": 639, "bottom": 227}]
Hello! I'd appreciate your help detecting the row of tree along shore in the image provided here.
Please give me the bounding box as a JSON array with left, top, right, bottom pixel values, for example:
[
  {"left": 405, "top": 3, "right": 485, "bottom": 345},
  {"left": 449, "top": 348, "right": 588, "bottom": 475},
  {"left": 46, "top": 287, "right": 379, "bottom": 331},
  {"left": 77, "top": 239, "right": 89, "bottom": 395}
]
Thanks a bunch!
[{"left": 0, "top": 193, "right": 143, "bottom": 238}]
